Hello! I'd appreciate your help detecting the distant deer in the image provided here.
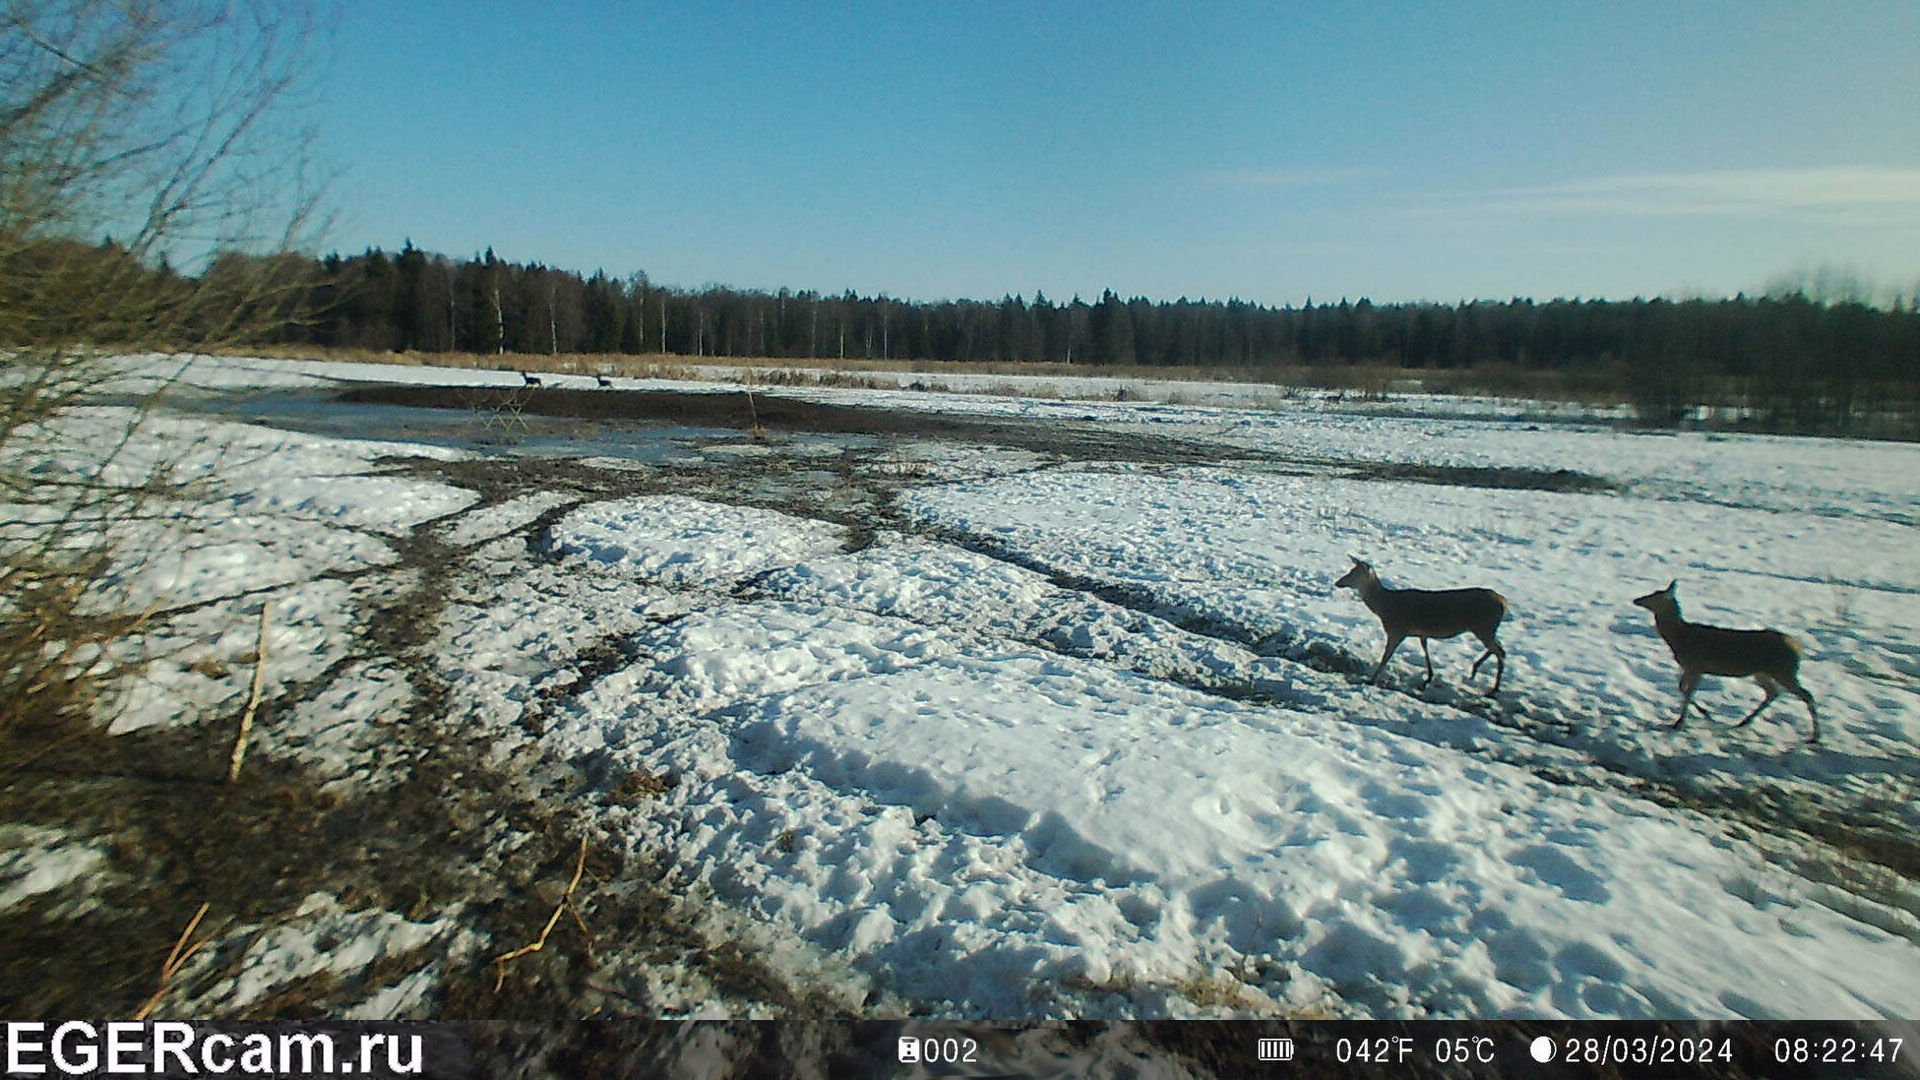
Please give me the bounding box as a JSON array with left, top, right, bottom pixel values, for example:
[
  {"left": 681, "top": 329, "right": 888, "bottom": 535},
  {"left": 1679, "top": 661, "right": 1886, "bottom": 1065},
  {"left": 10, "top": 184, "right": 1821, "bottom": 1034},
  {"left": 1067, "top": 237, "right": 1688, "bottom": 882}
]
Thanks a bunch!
[
  {"left": 1335, "top": 557, "right": 1508, "bottom": 695},
  {"left": 521, "top": 371, "right": 542, "bottom": 388},
  {"left": 1631, "top": 581, "right": 1818, "bottom": 743},
  {"left": 596, "top": 374, "right": 613, "bottom": 388}
]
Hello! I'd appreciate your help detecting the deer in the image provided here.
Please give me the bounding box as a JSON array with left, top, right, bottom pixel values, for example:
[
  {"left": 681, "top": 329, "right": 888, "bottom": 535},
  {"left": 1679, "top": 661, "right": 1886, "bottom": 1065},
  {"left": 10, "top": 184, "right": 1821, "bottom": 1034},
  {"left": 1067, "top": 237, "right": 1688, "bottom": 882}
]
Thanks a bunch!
[
  {"left": 1631, "top": 581, "right": 1818, "bottom": 743},
  {"left": 520, "top": 371, "right": 542, "bottom": 388},
  {"left": 596, "top": 374, "right": 613, "bottom": 388},
  {"left": 1334, "top": 557, "right": 1508, "bottom": 696}
]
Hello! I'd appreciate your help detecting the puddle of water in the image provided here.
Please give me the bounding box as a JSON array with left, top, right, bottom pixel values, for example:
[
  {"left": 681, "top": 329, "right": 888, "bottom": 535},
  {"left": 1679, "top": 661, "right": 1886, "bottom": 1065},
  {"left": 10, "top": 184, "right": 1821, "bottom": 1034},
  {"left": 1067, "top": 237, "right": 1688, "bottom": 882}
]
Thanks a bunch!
[{"left": 179, "top": 390, "right": 880, "bottom": 466}]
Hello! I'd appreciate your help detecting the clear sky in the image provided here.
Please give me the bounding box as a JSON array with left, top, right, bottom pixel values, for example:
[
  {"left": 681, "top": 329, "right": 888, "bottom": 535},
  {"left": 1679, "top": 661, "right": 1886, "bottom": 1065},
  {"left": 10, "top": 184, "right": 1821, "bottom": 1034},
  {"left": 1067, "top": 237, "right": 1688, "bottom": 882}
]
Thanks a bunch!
[{"left": 315, "top": 1, "right": 1920, "bottom": 306}]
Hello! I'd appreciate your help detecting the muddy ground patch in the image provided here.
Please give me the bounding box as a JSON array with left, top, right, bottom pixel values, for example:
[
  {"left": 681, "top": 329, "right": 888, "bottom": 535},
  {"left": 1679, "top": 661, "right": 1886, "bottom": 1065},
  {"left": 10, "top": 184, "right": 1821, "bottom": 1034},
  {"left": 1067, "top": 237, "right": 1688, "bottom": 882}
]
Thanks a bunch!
[{"left": 338, "top": 384, "right": 1618, "bottom": 493}]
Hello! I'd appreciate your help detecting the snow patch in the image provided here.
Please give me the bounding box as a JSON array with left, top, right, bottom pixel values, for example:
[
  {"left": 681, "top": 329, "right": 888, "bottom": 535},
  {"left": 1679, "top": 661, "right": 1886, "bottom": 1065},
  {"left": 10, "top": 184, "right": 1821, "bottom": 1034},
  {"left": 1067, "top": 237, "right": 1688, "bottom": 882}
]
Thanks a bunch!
[
  {"left": 0, "top": 826, "right": 110, "bottom": 916},
  {"left": 180, "top": 893, "right": 479, "bottom": 1018},
  {"left": 547, "top": 495, "right": 845, "bottom": 590}
]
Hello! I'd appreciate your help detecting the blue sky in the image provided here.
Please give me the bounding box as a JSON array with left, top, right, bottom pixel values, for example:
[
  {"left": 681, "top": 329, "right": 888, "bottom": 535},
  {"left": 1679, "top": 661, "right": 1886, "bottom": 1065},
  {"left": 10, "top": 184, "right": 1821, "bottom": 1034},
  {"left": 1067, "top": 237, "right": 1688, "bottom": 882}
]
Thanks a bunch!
[{"left": 317, "top": 1, "right": 1920, "bottom": 305}]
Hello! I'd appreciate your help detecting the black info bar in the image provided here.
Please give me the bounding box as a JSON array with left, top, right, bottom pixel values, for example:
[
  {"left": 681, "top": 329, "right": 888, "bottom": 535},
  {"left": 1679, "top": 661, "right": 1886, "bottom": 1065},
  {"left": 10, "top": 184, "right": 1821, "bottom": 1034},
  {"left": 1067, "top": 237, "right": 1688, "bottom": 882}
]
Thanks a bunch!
[{"left": 2, "top": 1020, "right": 1915, "bottom": 1079}]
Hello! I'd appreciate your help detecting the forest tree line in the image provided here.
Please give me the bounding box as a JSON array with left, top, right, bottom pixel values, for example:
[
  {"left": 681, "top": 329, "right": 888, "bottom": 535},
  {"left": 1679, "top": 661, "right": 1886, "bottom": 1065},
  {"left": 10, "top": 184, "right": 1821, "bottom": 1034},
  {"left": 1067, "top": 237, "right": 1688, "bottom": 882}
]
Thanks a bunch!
[
  {"left": 290, "top": 243, "right": 1919, "bottom": 378},
  {"left": 14, "top": 236, "right": 1920, "bottom": 430}
]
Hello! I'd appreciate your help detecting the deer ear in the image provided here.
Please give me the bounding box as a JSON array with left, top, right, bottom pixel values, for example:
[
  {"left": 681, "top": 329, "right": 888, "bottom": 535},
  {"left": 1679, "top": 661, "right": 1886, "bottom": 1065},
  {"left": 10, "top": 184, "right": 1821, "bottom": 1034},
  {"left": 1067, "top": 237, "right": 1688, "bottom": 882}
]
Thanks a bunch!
[
  {"left": 1666, "top": 579, "right": 1678, "bottom": 593},
  {"left": 1349, "top": 555, "right": 1363, "bottom": 565}
]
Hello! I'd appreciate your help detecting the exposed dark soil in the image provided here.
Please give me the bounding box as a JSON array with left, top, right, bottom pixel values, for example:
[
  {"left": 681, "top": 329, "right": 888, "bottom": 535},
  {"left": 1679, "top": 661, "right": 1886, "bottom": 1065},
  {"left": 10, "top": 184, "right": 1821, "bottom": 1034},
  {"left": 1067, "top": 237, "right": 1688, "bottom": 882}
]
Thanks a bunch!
[
  {"left": 0, "top": 464, "right": 856, "bottom": 1022},
  {"left": 340, "top": 384, "right": 1618, "bottom": 493},
  {"left": 1352, "top": 460, "right": 1614, "bottom": 493}
]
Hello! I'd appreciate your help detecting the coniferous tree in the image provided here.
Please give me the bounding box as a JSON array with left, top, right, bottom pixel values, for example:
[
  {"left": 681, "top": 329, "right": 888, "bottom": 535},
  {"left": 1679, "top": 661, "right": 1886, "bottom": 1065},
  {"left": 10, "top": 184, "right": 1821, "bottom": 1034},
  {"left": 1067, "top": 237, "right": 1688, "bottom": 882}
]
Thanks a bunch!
[{"left": 1090, "top": 289, "right": 1135, "bottom": 366}]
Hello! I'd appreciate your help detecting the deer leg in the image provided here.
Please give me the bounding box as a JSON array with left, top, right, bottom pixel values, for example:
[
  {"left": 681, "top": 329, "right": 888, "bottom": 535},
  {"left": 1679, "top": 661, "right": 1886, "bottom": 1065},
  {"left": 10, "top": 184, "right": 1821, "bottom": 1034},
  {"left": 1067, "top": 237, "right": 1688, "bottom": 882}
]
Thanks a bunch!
[
  {"left": 1783, "top": 675, "right": 1819, "bottom": 744},
  {"left": 1371, "top": 633, "right": 1405, "bottom": 685},
  {"left": 1733, "top": 674, "right": 1780, "bottom": 728},
  {"left": 1418, "top": 638, "right": 1434, "bottom": 687},
  {"left": 1686, "top": 672, "right": 1714, "bottom": 721},
  {"left": 1469, "top": 631, "right": 1505, "bottom": 696},
  {"left": 1671, "top": 670, "right": 1701, "bottom": 728}
]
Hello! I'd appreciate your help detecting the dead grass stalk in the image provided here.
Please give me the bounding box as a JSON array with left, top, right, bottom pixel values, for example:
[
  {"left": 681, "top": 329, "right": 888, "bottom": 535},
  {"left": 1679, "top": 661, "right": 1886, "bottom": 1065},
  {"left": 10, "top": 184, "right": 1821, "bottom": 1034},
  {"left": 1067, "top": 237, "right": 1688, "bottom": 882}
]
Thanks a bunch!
[
  {"left": 225, "top": 602, "right": 272, "bottom": 784},
  {"left": 132, "top": 902, "right": 213, "bottom": 1021},
  {"left": 492, "top": 836, "right": 591, "bottom": 991}
]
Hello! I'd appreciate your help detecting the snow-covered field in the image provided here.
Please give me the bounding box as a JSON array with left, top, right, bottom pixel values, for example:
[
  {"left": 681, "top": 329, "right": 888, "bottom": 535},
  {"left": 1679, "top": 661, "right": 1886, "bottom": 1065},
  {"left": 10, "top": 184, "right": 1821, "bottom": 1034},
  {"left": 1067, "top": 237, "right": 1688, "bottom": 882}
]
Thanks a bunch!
[{"left": 6, "top": 353, "right": 1918, "bottom": 1020}]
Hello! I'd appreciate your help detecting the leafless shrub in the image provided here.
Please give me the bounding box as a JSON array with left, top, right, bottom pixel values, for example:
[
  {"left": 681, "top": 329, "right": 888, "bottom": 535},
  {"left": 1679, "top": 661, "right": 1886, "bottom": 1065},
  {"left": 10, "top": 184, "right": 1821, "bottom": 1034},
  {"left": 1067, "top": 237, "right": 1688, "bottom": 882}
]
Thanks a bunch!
[{"left": 1, "top": 0, "right": 329, "bottom": 738}]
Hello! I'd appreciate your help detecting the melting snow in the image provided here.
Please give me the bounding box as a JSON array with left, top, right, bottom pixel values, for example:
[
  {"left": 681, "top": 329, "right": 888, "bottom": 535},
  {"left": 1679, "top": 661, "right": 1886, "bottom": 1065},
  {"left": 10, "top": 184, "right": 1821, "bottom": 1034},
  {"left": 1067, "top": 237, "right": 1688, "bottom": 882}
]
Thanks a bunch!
[{"left": 11, "top": 352, "right": 1919, "bottom": 1019}]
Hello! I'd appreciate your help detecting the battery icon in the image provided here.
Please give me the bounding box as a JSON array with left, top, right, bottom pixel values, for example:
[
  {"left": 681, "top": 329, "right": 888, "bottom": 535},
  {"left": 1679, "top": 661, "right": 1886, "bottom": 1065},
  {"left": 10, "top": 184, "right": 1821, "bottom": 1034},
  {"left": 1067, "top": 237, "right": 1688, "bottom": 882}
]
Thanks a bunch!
[{"left": 1257, "top": 1038, "right": 1295, "bottom": 1062}]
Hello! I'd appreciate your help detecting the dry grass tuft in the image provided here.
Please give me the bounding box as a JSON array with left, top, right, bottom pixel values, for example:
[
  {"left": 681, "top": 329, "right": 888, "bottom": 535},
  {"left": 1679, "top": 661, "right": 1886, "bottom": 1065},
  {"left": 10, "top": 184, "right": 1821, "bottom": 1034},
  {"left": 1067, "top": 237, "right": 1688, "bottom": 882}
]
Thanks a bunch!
[
  {"left": 1064, "top": 965, "right": 1337, "bottom": 1018},
  {"left": 612, "top": 769, "right": 676, "bottom": 803},
  {"left": 0, "top": 554, "right": 161, "bottom": 741}
]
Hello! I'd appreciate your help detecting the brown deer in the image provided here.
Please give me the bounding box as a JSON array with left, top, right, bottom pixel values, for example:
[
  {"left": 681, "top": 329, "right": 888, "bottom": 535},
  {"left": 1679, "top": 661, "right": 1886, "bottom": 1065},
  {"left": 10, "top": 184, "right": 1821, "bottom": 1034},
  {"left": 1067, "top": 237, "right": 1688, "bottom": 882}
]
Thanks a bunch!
[
  {"left": 1631, "top": 581, "right": 1818, "bottom": 743},
  {"left": 1334, "top": 557, "right": 1508, "bottom": 695}
]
